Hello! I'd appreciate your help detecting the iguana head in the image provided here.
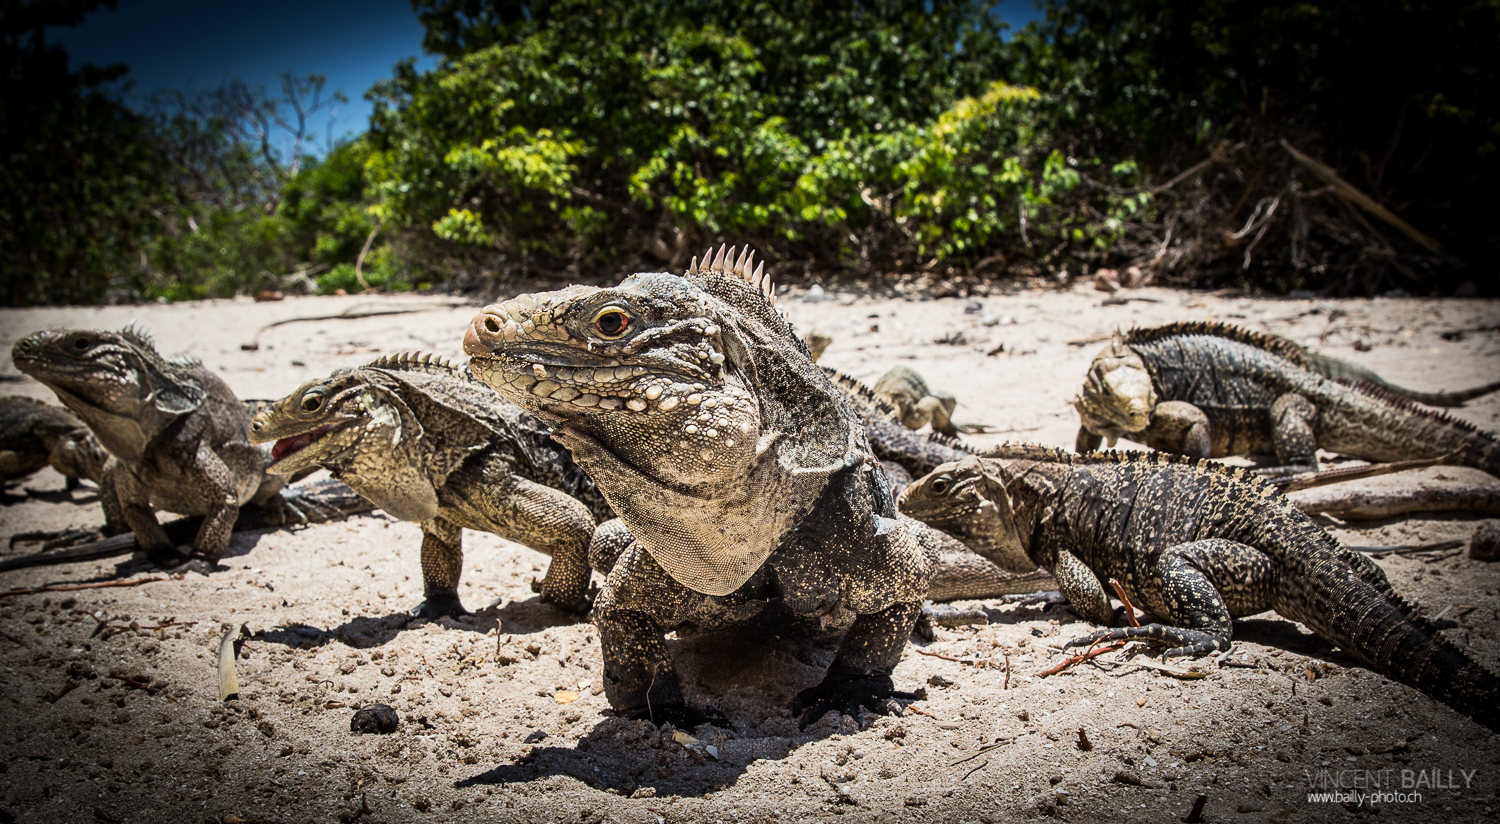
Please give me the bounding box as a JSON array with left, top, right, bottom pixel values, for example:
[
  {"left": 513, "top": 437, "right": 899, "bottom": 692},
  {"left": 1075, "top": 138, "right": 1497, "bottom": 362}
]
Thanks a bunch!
[
  {"left": 1072, "top": 333, "right": 1157, "bottom": 444},
  {"left": 897, "top": 456, "right": 1033, "bottom": 572},
  {"left": 10, "top": 326, "right": 206, "bottom": 463},
  {"left": 464, "top": 245, "right": 862, "bottom": 596},
  {"left": 463, "top": 250, "right": 769, "bottom": 492},
  {"left": 248, "top": 354, "right": 478, "bottom": 522}
]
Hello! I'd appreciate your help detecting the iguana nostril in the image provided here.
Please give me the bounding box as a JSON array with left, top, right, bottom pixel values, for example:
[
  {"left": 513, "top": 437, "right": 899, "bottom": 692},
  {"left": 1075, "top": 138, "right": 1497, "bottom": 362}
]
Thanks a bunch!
[{"left": 484, "top": 316, "right": 501, "bottom": 334}]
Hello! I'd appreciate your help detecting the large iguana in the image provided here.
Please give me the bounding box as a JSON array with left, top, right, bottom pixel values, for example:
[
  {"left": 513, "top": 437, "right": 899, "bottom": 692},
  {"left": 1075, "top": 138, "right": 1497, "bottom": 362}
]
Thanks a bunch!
[
  {"left": 1073, "top": 321, "right": 1500, "bottom": 476},
  {"left": 248, "top": 352, "right": 612, "bottom": 617},
  {"left": 0, "top": 396, "right": 108, "bottom": 490},
  {"left": 11, "top": 327, "right": 291, "bottom": 569},
  {"left": 897, "top": 446, "right": 1500, "bottom": 731},
  {"left": 463, "top": 245, "right": 937, "bottom": 727}
]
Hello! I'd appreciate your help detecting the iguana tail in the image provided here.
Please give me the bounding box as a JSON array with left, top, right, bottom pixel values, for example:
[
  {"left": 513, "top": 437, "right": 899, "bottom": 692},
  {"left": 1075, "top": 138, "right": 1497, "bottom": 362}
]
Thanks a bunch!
[
  {"left": 1334, "top": 382, "right": 1500, "bottom": 479},
  {"left": 1312, "top": 352, "right": 1500, "bottom": 407},
  {"left": 1277, "top": 537, "right": 1500, "bottom": 731}
]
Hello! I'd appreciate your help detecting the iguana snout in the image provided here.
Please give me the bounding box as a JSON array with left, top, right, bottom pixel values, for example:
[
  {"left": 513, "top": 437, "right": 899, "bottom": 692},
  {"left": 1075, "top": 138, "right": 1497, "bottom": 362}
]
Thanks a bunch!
[{"left": 1073, "top": 338, "right": 1157, "bottom": 441}]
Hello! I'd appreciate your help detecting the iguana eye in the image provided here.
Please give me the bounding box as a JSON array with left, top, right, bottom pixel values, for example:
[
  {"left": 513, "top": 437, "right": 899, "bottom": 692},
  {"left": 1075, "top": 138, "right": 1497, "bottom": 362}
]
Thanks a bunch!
[
  {"left": 300, "top": 393, "right": 323, "bottom": 413},
  {"left": 593, "top": 309, "right": 631, "bottom": 339},
  {"left": 929, "top": 477, "right": 952, "bottom": 495},
  {"left": 69, "top": 335, "right": 92, "bottom": 352}
]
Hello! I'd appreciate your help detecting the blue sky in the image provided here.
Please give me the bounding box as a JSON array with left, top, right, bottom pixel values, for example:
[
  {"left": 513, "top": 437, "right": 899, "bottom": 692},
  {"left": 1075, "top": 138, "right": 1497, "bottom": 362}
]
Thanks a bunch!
[
  {"left": 51, "top": 0, "right": 1043, "bottom": 158},
  {"left": 50, "top": 0, "right": 436, "bottom": 155}
]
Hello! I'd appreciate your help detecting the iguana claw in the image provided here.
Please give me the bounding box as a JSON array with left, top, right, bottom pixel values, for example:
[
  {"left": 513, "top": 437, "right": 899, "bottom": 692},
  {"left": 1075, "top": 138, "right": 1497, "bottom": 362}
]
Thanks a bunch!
[
  {"left": 794, "top": 671, "right": 925, "bottom": 729},
  {"left": 411, "top": 590, "right": 472, "bottom": 620},
  {"left": 628, "top": 703, "right": 734, "bottom": 732}
]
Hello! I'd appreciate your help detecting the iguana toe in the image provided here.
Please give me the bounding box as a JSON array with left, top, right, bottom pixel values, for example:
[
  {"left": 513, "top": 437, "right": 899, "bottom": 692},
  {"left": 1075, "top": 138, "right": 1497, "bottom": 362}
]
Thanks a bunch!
[{"left": 794, "top": 671, "right": 925, "bottom": 729}]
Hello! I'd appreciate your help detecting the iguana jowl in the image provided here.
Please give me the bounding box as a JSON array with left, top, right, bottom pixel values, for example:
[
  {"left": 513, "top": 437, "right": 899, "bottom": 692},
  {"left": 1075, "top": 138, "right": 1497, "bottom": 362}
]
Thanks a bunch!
[
  {"left": 11, "top": 327, "right": 287, "bottom": 568},
  {"left": 897, "top": 447, "right": 1500, "bottom": 731},
  {"left": 464, "top": 245, "right": 933, "bottom": 727},
  {"left": 250, "top": 352, "right": 611, "bottom": 617},
  {"left": 1073, "top": 321, "right": 1500, "bottom": 476}
]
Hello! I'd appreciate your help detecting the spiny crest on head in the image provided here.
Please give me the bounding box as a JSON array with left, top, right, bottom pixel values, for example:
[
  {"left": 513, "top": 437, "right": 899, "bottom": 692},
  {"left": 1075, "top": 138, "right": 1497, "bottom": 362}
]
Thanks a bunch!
[
  {"left": 1122, "top": 321, "right": 1308, "bottom": 366},
  {"left": 119, "top": 322, "right": 159, "bottom": 354},
  {"left": 1341, "top": 380, "right": 1497, "bottom": 442},
  {"left": 687, "top": 244, "right": 776, "bottom": 307}
]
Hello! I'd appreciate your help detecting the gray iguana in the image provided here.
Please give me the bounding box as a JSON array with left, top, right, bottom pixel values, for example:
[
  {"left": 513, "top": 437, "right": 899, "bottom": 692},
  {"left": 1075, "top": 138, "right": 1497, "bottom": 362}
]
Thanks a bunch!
[
  {"left": 463, "top": 245, "right": 935, "bottom": 728},
  {"left": 897, "top": 446, "right": 1500, "bottom": 731},
  {"left": 1073, "top": 322, "right": 1500, "bottom": 476},
  {"left": 873, "top": 365, "right": 959, "bottom": 437},
  {"left": 11, "top": 326, "right": 291, "bottom": 569},
  {"left": 0, "top": 396, "right": 108, "bottom": 490},
  {"left": 249, "top": 352, "right": 612, "bottom": 617}
]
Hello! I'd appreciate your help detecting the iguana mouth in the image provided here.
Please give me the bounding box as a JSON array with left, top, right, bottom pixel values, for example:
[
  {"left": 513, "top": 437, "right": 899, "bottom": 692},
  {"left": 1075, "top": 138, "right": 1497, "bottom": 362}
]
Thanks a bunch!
[{"left": 271, "top": 424, "right": 335, "bottom": 463}]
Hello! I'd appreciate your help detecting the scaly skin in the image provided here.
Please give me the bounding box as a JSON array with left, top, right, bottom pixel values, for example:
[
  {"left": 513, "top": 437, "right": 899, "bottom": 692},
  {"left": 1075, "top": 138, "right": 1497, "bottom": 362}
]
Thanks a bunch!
[
  {"left": 250, "top": 352, "right": 611, "bottom": 618},
  {"left": 464, "top": 245, "right": 932, "bottom": 728},
  {"left": 898, "top": 447, "right": 1500, "bottom": 732},
  {"left": 1297, "top": 346, "right": 1500, "bottom": 407},
  {"left": 11, "top": 327, "right": 283, "bottom": 568},
  {"left": 0, "top": 396, "right": 108, "bottom": 490},
  {"left": 1073, "top": 322, "right": 1500, "bottom": 476},
  {"left": 873, "top": 365, "right": 959, "bottom": 437}
]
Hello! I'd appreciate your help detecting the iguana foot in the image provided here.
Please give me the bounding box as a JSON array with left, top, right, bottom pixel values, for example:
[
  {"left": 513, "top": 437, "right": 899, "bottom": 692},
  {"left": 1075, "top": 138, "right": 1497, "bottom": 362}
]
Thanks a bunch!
[
  {"left": 411, "top": 591, "right": 471, "bottom": 620},
  {"left": 1063, "top": 624, "right": 1228, "bottom": 659},
  {"left": 794, "top": 670, "right": 925, "bottom": 729},
  {"left": 628, "top": 702, "right": 733, "bottom": 732},
  {"left": 530, "top": 577, "right": 597, "bottom": 615}
]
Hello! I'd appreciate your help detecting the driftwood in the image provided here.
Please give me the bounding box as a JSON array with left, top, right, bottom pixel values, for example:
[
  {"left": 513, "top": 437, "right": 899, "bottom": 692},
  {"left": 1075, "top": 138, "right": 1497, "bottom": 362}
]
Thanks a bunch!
[
  {"left": 1281, "top": 140, "right": 1443, "bottom": 254},
  {"left": 1289, "top": 483, "right": 1500, "bottom": 520}
]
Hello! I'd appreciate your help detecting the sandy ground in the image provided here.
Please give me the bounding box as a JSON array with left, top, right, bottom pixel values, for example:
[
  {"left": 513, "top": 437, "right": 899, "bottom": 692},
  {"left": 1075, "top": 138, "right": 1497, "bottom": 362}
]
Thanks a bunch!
[{"left": 1, "top": 280, "right": 1499, "bottom": 824}]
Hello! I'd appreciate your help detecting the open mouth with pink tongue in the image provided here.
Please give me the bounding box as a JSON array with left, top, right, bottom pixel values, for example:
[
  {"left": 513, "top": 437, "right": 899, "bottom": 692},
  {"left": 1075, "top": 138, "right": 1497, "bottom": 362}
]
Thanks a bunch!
[{"left": 271, "top": 424, "right": 334, "bottom": 463}]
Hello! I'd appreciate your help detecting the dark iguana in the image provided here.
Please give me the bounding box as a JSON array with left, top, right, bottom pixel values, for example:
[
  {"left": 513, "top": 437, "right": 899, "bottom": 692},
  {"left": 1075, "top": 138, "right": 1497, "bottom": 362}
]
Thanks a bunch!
[
  {"left": 464, "top": 245, "right": 935, "bottom": 728},
  {"left": 11, "top": 327, "right": 290, "bottom": 569},
  {"left": 897, "top": 446, "right": 1500, "bottom": 731},
  {"left": 1073, "top": 322, "right": 1500, "bottom": 476},
  {"left": 249, "top": 352, "right": 612, "bottom": 617},
  {"left": 0, "top": 396, "right": 108, "bottom": 490},
  {"left": 874, "top": 365, "right": 959, "bottom": 437}
]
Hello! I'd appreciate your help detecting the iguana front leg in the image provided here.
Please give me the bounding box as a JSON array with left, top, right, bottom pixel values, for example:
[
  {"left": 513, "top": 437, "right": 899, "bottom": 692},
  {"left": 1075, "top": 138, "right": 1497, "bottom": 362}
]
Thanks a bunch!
[
  {"left": 593, "top": 543, "right": 717, "bottom": 727},
  {"left": 1075, "top": 426, "right": 1104, "bottom": 453},
  {"left": 795, "top": 600, "right": 926, "bottom": 727},
  {"left": 1064, "top": 538, "right": 1274, "bottom": 658},
  {"left": 1264, "top": 393, "right": 1320, "bottom": 475},
  {"left": 1053, "top": 548, "right": 1115, "bottom": 625},
  {"left": 1143, "top": 401, "right": 1212, "bottom": 458},
  {"left": 484, "top": 475, "right": 597, "bottom": 614},
  {"left": 415, "top": 516, "right": 467, "bottom": 618}
]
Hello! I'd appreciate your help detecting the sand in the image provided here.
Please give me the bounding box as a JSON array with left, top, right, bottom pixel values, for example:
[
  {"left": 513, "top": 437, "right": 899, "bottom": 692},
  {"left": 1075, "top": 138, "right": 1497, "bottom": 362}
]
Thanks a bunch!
[{"left": 1, "top": 280, "right": 1498, "bottom": 823}]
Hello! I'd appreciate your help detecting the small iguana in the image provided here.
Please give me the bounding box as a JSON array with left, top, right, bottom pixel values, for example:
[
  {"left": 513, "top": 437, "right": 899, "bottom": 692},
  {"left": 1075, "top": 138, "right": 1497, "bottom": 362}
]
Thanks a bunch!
[
  {"left": 11, "top": 326, "right": 290, "bottom": 569},
  {"left": 0, "top": 396, "right": 108, "bottom": 490},
  {"left": 464, "top": 245, "right": 934, "bottom": 728},
  {"left": 1073, "top": 322, "right": 1500, "bottom": 476},
  {"left": 249, "top": 352, "right": 612, "bottom": 617},
  {"left": 874, "top": 365, "right": 960, "bottom": 438},
  {"left": 897, "top": 446, "right": 1500, "bottom": 731}
]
